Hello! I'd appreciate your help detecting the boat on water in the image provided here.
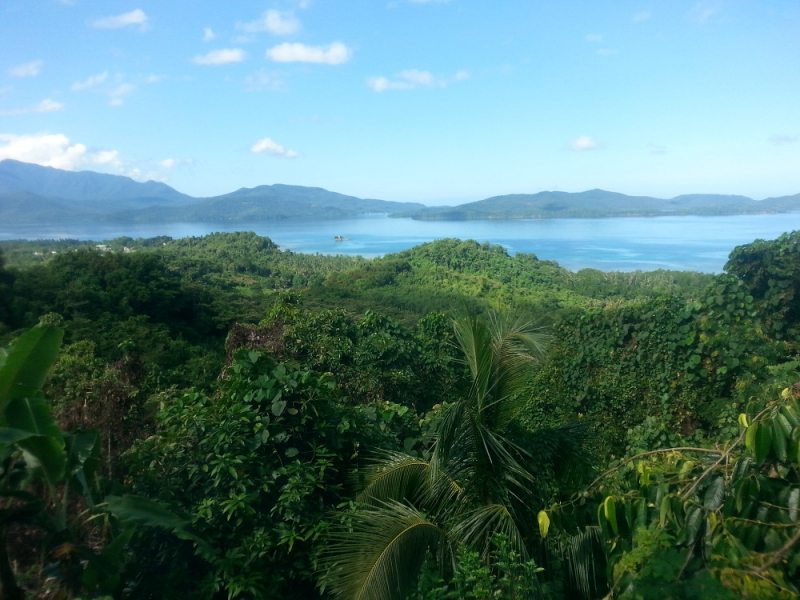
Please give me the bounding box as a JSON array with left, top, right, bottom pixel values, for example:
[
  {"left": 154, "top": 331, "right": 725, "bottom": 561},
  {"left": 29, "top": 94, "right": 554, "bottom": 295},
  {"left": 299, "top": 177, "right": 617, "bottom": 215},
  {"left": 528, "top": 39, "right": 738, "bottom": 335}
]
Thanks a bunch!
[{"left": 334, "top": 235, "right": 350, "bottom": 241}]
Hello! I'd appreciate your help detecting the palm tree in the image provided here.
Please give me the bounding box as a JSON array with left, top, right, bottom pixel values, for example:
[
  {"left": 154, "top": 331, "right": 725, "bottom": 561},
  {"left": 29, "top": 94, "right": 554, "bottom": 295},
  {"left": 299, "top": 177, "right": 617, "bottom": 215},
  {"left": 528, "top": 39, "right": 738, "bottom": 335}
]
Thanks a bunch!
[{"left": 319, "top": 313, "right": 591, "bottom": 600}]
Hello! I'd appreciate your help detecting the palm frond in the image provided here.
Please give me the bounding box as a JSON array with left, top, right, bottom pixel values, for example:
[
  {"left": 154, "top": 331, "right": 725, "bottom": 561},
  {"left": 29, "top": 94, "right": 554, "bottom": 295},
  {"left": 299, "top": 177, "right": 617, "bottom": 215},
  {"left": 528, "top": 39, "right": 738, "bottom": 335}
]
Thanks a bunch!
[
  {"left": 353, "top": 450, "right": 432, "bottom": 505},
  {"left": 560, "top": 527, "right": 606, "bottom": 599},
  {"left": 449, "top": 502, "right": 527, "bottom": 560},
  {"left": 320, "top": 501, "right": 450, "bottom": 600},
  {"left": 355, "top": 450, "right": 463, "bottom": 513}
]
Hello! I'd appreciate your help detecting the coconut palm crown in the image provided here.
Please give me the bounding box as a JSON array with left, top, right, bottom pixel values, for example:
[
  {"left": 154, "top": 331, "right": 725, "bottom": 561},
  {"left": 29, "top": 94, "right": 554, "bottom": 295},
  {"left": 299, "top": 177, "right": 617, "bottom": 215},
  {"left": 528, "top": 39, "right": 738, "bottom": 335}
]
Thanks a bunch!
[{"left": 319, "top": 313, "right": 590, "bottom": 600}]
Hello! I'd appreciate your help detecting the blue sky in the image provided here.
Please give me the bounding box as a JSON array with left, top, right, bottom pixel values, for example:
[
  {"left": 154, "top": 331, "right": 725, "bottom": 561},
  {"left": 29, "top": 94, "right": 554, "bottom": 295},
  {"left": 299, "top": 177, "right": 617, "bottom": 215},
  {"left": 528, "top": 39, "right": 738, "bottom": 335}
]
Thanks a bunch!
[{"left": 1, "top": 0, "right": 799, "bottom": 204}]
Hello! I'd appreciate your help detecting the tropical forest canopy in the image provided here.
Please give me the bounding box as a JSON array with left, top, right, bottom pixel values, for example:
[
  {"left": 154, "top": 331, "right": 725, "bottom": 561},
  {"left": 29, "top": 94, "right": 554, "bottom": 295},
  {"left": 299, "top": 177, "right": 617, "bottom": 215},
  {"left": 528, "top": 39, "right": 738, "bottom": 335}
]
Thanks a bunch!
[{"left": 1, "top": 229, "right": 800, "bottom": 599}]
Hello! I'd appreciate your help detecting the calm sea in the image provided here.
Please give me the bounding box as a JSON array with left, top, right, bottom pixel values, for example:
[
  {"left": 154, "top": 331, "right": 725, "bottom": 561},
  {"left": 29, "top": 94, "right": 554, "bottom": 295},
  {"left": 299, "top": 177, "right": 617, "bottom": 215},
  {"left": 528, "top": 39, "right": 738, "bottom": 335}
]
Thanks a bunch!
[{"left": 2, "top": 213, "right": 799, "bottom": 273}]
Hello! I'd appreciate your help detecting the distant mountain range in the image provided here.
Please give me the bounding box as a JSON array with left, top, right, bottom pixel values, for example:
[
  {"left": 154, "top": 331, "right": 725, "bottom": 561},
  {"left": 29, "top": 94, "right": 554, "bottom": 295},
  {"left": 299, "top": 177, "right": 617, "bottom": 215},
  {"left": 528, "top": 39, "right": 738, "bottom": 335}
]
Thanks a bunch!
[
  {"left": 398, "top": 189, "right": 800, "bottom": 220},
  {"left": 1, "top": 159, "right": 799, "bottom": 227}
]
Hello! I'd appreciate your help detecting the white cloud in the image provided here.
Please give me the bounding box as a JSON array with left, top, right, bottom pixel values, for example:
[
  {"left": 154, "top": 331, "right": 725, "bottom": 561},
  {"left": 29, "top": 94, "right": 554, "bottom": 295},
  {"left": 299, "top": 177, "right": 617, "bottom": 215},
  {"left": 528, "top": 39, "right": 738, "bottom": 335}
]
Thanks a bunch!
[
  {"left": 159, "top": 157, "right": 193, "bottom": 168},
  {"left": 9, "top": 60, "right": 43, "bottom": 78},
  {"left": 0, "top": 133, "right": 180, "bottom": 181},
  {"left": 203, "top": 27, "right": 216, "bottom": 42},
  {"left": 633, "top": 11, "right": 652, "bottom": 22},
  {"left": 368, "top": 69, "right": 466, "bottom": 92},
  {"left": 0, "top": 99, "right": 63, "bottom": 117},
  {"left": 0, "top": 133, "right": 88, "bottom": 169},
  {"left": 266, "top": 42, "right": 351, "bottom": 64},
  {"left": 769, "top": 134, "right": 799, "bottom": 146},
  {"left": 90, "top": 150, "right": 122, "bottom": 167},
  {"left": 192, "top": 48, "right": 246, "bottom": 65},
  {"left": 251, "top": 137, "right": 298, "bottom": 158},
  {"left": 689, "top": 1, "right": 721, "bottom": 23},
  {"left": 108, "top": 83, "right": 136, "bottom": 106},
  {"left": 238, "top": 10, "right": 300, "bottom": 35},
  {"left": 585, "top": 34, "right": 603, "bottom": 43},
  {"left": 244, "top": 70, "right": 285, "bottom": 92},
  {"left": 91, "top": 9, "right": 149, "bottom": 30},
  {"left": 569, "top": 136, "right": 599, "bottom": 151},
  {"left": 71, "top": 72, "right": 108, "bottom": 91}
]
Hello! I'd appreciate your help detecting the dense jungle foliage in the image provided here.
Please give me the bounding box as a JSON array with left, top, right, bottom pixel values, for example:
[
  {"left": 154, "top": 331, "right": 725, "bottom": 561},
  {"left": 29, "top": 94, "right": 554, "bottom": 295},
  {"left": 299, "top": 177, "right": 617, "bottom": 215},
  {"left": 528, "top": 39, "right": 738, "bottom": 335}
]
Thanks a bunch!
[{"left": 0, "top": 230, "right": 799, "bottom": 599}]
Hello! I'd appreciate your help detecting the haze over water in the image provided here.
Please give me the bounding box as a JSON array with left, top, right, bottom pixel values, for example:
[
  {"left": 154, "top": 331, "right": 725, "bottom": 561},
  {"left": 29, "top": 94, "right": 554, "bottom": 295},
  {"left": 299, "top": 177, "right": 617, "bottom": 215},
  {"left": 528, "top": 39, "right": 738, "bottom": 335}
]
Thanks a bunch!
[{"left": 2, "top": 213, "right": 799, "bottom": 273}]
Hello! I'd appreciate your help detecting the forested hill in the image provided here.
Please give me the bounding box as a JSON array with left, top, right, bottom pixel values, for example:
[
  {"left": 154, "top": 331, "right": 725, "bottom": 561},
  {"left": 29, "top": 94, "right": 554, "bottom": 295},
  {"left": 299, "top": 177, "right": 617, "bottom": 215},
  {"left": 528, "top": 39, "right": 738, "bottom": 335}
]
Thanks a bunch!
[
  {"left": 399, "top": 188, "right": 800, "bottom": 219},
  {"left": 2, "top": 230, "right": 800, "bottom": 598},
  {"left": 0, "top": 159, "right": 425, "bottom": 225},
  {"left": 107, "top": 184, "right": 427, "bottom": 223},
  {"left": 3, "top": 159, "right": 800, "bottom": 226}
]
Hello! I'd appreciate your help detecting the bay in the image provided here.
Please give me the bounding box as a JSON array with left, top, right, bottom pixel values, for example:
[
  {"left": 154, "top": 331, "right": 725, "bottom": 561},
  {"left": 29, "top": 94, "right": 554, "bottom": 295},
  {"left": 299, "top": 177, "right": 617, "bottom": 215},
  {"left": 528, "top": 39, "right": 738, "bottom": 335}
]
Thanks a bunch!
[{"left": 1, "top": 212, "right": 799, "bottom": 273}]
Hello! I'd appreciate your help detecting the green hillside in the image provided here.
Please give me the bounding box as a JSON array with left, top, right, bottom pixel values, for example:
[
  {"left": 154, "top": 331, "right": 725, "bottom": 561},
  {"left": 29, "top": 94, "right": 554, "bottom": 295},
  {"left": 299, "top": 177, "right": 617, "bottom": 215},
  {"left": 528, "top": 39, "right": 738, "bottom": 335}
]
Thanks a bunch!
[{"left": 1, "top": 230, "right": 800, "bottom": 599}]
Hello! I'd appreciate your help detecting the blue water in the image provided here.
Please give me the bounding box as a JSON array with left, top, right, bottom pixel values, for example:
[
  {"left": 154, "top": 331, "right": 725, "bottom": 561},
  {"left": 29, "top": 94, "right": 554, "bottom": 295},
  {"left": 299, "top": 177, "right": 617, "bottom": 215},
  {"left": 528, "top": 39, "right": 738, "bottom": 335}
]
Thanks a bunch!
[{"left": 1, "top": 213, "right": 799, "bottom": 273}]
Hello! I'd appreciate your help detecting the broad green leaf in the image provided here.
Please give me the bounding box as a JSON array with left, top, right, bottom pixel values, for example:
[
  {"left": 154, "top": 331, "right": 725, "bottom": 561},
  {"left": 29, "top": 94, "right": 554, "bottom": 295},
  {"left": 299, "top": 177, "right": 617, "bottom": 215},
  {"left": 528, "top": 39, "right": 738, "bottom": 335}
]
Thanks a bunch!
[
  {"left": 660, "top": 494, "right": 671, "bottom": 527},
  {"left": 703, "top": 477, "right": 725, "bottom": 511},
  {"left": 745, "top": 422, "right": 758, "bottom": 453},
  {"left": 685, "top": 506, "right": 704, "bottom": 544},
  {"left": 105, "top": 494, "right": 189, "bottom": 530},
  {"left": 755, "top": 421, "right": 772, "bottom": 464},
  {"left": 105, "top": 494, "right": 215, "bottom": 557},
  {"left": 789, "top": 488, "right": 799, "bottom": 522},
  {"left": 0, "top": 427, "right": 38, "bottom": 445},
  {"left": 0, "top": 324, "right": 63, "bottom": 413},
  {"left": 537, "top": 510, "right": 550, "bottom": 538},
  {"left": 604, "top": 497, "right": 618, "bottom": 536},
  {"left": 272, "top": 398, "right": 286, "bottom": 417},
  {"left": 771, "top": 419, "right": 788, "bottom": 462},
  {"left": 5, "top": 395, "right": 65, "bottom": 483},
  {"left": 64, "top": 430, "right": 99, "bottom": 477}
]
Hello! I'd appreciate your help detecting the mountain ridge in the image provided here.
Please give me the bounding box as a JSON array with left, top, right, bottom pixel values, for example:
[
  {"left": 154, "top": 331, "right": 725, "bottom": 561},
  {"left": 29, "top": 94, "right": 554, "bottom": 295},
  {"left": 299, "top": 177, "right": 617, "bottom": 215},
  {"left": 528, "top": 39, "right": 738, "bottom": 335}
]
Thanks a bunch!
[{"left": 2, "top": 159, "right": 799, "bottom": 226}]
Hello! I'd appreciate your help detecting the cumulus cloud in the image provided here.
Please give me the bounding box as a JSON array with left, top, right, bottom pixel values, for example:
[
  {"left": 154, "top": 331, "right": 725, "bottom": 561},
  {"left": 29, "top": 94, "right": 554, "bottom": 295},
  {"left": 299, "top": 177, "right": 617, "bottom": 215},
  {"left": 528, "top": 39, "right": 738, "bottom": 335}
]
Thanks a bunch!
[
  {"left": 266, "top": 42, "right": 351, "bottom": 64},
  {"left": 90, "top": 150, "right": 122, "bottom": 167},
  {"left": 367, "top": 69, "right": 467, "bottom": 92},
  {"left": 633, "top": 11, "right": 652, "bottom": 22},
  {"left": 569, "top": 136, "right": 599, "bottom": 151},
  {"left": 769, "top": 134, "right": 799, "bottom": 146},
  {"left": 192, "top": 48, "right": 246, "bottom": 65},
  {"left": 203, "top": 27, "right": 216, "bottom": 42},
  {"left": 71, "top": 72, "right": 108, "bottom": 91},
  {"left": 251, "top": 137, "right": 298, "bottom": 158},
  {"left": 91, "top": 9, "right": 149, "bottom": 30},
  {"left": 238, "top": 10, "right": 300, "bottom": 35},
  {"left": 0, "top": 133, "right": 183, "bottom": 181},
  {"left": 109, "top": 83, "right": 136, "bottom": 106},
  {"left": 0, "top": 133, "right": 89, "bottom": 169},
  {"left": 0, "top": 99, "right": 63, "bottom": 117},
  {"left": 9, "top": 60, "right": 43, "bottom": 78}
]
